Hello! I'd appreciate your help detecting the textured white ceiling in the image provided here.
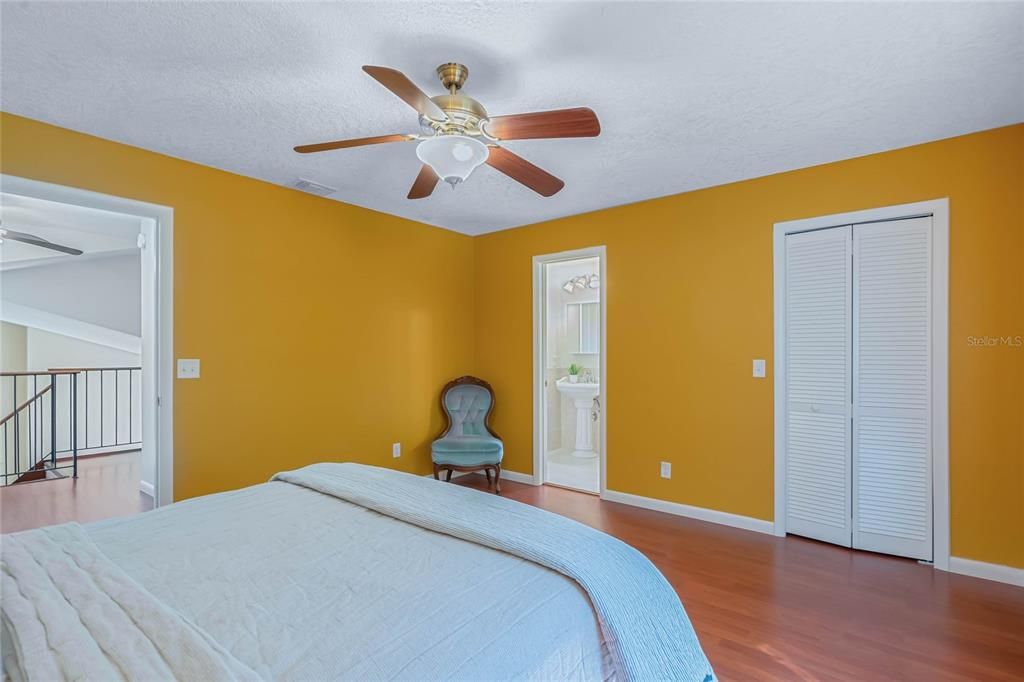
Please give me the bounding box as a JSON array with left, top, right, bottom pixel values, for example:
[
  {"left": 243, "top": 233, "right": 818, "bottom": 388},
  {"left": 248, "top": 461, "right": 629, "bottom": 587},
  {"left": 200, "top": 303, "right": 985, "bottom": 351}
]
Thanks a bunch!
[{"left": 2, "top": 2, "right": 1021, "bottom": 236}]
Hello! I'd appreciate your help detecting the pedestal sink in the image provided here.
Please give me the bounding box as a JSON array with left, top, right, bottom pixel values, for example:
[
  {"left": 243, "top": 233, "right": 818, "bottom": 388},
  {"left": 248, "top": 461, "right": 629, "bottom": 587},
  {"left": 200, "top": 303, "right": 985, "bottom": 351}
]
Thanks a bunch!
[{"left": 555, "top": 377, "right": 599, "bottom": 458}]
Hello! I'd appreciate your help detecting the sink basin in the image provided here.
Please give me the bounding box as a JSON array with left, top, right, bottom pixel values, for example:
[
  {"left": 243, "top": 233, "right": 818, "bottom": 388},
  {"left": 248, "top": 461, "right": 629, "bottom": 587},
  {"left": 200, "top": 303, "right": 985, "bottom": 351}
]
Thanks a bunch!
[
  {"left": 555, "top": 378, "right": 599, "bottom": 458},
  {"left": 555, "top": 377, "right": 600, "bottom": 400}
]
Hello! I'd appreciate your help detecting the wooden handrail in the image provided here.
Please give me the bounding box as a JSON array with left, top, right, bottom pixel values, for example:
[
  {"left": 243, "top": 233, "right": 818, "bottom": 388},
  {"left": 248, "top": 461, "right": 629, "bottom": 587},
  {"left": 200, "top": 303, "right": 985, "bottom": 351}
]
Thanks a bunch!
[
  {"left": 0, "top": 370, "right": 81, "bottom": 377},
  {"left": 47, "top": 367, "right": 142, "bottom": 372},
  {"left": 0, "top": 384, "right": 52, "bottom": 427}
]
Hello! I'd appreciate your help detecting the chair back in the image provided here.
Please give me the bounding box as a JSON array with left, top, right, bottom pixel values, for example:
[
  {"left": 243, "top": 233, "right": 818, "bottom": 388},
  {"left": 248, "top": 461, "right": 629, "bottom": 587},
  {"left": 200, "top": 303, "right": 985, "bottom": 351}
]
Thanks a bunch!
[{"left": 439, "top": 376, "right": 499, "bottom": 439}]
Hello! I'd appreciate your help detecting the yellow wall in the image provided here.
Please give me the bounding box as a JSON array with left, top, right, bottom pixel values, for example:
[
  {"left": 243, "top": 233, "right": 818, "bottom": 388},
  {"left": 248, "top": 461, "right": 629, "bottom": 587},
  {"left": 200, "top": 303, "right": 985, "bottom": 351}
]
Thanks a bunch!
[
  {"left": 1, "top": 113, "right": 475, "bottom": 499},
  {"left": 473, "top": 124, "right": 1023, "bottom": 568},
  {"left": 3, "top": 112, "right": 1020, "bottom": 568}
]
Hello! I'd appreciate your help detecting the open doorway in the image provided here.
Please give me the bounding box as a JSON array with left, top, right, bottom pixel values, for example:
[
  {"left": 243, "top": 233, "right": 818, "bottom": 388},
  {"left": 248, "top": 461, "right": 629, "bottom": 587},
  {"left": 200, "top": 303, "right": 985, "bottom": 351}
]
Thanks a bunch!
[
  {"left": 0, "top": 175, "right": 173, "bottom": 520},
  {"left": 533, "top": 247, "right": 606, "bottom": 495}
]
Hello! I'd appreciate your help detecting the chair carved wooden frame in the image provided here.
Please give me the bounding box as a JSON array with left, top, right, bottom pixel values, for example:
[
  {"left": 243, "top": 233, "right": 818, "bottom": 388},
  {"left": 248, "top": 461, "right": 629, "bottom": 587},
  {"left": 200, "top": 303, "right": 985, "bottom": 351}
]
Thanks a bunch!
[{"left": 432, "top": 375, "right": 503, "bottom": 493}]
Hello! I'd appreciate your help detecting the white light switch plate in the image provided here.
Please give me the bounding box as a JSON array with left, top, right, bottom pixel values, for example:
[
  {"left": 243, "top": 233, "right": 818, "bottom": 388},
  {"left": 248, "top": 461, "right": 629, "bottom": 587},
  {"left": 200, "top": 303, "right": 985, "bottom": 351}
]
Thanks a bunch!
[
  {"left": 660, "top": 461, "right": 671, "bottom": 479},
  {"left": 177, "top": 359, "right": 200, "bottom": 379},
  {"left": 753, "top": 359, "right": 766, "bottom": 378},
  {"left": 392, "top": 442, "right": 401, "bottom": 458}
]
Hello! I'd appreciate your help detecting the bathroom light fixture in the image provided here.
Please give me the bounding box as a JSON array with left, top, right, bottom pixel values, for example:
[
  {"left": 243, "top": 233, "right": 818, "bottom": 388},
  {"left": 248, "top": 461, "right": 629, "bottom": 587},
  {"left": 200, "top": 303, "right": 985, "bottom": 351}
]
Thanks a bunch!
[
  {"left": 561, "top": 274, "right": 599, "bottom": 293},
  {"left": 415, "top": 134, "right": 489, "bottom": 187}
]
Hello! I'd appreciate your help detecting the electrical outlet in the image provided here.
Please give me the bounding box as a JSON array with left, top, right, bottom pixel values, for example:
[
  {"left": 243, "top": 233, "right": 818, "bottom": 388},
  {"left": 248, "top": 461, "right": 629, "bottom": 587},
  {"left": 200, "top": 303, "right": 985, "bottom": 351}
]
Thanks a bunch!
[
  {"left": 177, "top": 359, "right": 200, "bottom": 379},
  {"left": 392, "top": 442, "right": 401, "bottom": 458},
  {"left": 660, "top": 461, "right": 671, "bottom": 479},
  {"left": 753, "top": 359, "right": 766, "bottom": 378}
]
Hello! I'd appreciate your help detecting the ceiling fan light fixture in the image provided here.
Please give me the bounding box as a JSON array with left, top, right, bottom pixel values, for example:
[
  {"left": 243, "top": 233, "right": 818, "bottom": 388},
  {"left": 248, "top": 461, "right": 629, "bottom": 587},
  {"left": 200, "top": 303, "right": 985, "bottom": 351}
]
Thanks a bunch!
[{"left": 416, "top": 135, "right": 488, "bottom": 187}]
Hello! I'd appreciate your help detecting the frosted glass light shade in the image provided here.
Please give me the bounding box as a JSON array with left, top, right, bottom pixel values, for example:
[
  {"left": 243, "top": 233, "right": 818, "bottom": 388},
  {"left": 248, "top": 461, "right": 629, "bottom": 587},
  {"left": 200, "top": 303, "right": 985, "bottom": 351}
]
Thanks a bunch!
[{"left": 416, "top": 135, "right": 488, "bottom": 186}]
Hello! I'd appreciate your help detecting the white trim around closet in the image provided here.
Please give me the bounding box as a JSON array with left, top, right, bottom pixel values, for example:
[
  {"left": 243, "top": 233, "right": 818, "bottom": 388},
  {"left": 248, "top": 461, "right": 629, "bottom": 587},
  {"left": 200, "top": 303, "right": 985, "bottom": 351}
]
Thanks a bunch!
[{"left": 773, "top": 198, "right": 950, "bottom": 571}]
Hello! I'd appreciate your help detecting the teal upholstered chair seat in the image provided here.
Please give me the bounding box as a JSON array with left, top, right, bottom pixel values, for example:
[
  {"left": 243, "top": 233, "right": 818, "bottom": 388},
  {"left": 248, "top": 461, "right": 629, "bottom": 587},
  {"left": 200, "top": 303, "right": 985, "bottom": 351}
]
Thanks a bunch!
[
  {"left": 432, "top": 436, "right": 503, "bottom": 454},
  {"left": 432, "top": 437, "right": 503, "bottom": 466},
  {"left": 432, "top": 376, "right": 503, "bottom": 493}
]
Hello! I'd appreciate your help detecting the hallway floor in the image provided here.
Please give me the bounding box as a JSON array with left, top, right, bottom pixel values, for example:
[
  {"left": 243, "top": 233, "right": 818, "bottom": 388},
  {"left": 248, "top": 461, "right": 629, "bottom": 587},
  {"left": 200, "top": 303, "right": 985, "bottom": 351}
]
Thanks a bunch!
[
  {"left": 0, "top": 450, "right": 152, "bottom": 533},
  {"left": 544, "top": 448, "right": 599, "bottom": 493}
]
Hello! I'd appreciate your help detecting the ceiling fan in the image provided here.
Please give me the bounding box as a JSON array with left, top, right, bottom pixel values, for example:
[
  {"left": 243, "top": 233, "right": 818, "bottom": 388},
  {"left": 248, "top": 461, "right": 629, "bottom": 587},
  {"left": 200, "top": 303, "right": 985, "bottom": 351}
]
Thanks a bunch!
[
  {"left": 0, "top": 223, "right": 83, "bottom": 256},
  {"left": 294, "top": 63, "right": 600, "bottom": 199}
]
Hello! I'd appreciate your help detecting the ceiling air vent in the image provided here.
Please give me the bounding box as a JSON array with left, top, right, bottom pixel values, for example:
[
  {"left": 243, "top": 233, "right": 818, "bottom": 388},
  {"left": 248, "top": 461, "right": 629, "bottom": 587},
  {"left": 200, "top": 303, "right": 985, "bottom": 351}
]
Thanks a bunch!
[{"left": 293, "top": 178, "right": 338, "bottom": 197}]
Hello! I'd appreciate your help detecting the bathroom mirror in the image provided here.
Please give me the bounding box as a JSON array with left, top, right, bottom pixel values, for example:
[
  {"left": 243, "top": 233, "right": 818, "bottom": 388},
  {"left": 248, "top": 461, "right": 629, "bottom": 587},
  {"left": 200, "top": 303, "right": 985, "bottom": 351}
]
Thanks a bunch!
[{"left": 576, "top": 302, "right": 600, "bottom": 354}]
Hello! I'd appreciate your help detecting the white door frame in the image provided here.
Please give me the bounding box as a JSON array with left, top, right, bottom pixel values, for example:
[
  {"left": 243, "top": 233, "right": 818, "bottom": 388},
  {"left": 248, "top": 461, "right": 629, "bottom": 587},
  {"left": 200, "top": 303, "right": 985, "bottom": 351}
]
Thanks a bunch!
[
  {"left": 532, "top": 246, "right": 607, "bottom": 495},
  {"left": 2, "top": 174, "right": 175, "bottom": 507},
  {"left": 772, "top": 198, "right": 949, "bottom": 569}
]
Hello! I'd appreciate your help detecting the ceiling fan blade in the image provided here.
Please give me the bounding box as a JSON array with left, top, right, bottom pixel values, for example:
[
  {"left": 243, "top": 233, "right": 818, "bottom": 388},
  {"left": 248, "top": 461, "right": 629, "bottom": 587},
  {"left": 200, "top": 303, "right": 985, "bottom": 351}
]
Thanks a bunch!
[
  {"left": 407, "top": 164, "right": 440, "bottom": 200},
  {"left": 1, "top": 229, "right": 83, "bottom": 256},
  {"left": 484, "top": 107, "right": 600, "bottom": 141},
  {"left": 485, "top": 146, "right": 565, "bottom": 197},
  {"left": 294, "top": 134, "right": 413, "bottom": 154},
  {"left": 362, "top": 65, "right": 447, "bottom": 121}
]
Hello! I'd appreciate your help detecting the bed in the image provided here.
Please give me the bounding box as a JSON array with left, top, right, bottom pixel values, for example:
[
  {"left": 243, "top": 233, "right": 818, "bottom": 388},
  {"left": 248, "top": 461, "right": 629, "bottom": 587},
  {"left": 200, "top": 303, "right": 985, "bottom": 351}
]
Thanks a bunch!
[{"left": 1, "top": 463, "right": 714, "bottom": 681}]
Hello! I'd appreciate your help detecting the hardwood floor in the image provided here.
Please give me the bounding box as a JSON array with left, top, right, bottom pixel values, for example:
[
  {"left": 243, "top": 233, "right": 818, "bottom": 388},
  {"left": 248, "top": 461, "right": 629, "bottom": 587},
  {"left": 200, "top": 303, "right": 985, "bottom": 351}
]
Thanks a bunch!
[
  {"left": 2, "top": 462, "right": 1021, "bottom": 679},
  {"left": 0, "top": 450, "right": 152, "bottom": 533},
  {"left": 455, "top": 475, "right": 1024, "bottom": 681}
]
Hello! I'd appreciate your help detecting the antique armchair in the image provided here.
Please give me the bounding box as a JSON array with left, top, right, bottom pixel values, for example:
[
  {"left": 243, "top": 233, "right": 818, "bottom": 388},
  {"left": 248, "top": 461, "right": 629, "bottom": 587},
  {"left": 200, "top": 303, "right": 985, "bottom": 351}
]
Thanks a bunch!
[{"left": 431, "top": 376, "right": 503, "bottom": 493}]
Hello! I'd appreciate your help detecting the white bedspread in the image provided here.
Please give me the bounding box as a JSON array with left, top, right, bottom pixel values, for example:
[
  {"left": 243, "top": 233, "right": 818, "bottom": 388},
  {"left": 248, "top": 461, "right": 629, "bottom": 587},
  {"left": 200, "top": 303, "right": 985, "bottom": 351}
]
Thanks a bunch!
[
  {"left": 274, "top": 464, "right": 714, "bottom": 682},
  {"left": 83, "top": 477, "right": 614, "bottom": 680},
  {"left": 3, "top": 463, "right": 713, "bottom": 681}
]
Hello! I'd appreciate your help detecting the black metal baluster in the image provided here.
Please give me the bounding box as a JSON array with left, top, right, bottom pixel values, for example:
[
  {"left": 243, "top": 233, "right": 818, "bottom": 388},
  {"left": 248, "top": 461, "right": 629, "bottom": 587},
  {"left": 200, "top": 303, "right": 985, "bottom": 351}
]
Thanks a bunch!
[
  {"left": 51, "top": 375, "right": 57, "bottom": 467},
  {"left": 35, "top": 376, "right": 41, "bottom": 467},
  {"left": 31, "top": 375, "right": 36, "bottom": 467},
  {"left": 115, "top": 369, "right": 120, "bottom": 446},
  {"left": 72, "top": 373, "right": 78, "bottom": 478},
  {"left": 100, "top": 370, "right": 105, "bottom": 448},
  {"left": 13, "top": 377, "right": 18, "bottom": 477}
]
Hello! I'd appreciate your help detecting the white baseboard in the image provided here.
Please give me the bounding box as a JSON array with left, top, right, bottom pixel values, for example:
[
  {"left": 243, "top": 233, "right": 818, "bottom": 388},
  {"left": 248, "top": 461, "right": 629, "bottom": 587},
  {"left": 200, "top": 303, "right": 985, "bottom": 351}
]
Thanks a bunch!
[
  {"left": 948, "top": 557, "right": 1024, "bottom": 588},
  {"left": 602, "top": 489, "right": 775, "bottom": 535},
  {"left": 139, "top": 480, "right": 155, "bottom": 498},
  {"left": 500, "top": 470, "right": 538, "bottom": 485}
]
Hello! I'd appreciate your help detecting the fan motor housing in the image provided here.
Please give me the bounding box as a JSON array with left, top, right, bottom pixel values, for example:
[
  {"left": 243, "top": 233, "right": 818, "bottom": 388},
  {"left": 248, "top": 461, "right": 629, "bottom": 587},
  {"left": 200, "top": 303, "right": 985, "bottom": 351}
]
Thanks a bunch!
[{"left": 429, "top": 93, "right": 488, "bottom": 135}]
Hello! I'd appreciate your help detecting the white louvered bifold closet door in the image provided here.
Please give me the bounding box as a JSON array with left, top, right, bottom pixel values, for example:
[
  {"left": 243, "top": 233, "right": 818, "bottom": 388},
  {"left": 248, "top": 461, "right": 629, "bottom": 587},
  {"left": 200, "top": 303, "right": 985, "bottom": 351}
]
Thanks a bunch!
[
  {"left": 784, "top": 226, "right": 853, "bottom": 547},
  {"left": 852, "top": 217, "right": 933, "bottom": 561}
]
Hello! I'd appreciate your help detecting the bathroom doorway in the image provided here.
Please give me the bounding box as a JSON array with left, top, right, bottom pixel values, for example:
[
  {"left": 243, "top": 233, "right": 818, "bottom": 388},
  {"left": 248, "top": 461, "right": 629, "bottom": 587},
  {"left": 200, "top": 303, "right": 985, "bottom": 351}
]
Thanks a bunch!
[{"left": 533, "top": 247, "right": 605, "bottom": 495}]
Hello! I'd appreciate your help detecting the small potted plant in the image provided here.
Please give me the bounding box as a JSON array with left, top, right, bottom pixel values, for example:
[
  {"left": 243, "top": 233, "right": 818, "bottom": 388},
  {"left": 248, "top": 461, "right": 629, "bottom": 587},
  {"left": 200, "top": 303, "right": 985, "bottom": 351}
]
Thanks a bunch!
[{"left": 568, "top": 363, "right": 582, "bottom": 383}]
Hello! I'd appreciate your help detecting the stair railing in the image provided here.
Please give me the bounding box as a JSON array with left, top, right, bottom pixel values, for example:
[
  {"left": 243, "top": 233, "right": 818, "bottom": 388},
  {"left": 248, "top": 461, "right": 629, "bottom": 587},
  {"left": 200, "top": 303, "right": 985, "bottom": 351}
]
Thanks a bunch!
[
  {"left": 1, "top": 370, "right": 80, "bottom": 485},
  {"left": 47, "top": 367, "right": 142, "bottom": 454}
]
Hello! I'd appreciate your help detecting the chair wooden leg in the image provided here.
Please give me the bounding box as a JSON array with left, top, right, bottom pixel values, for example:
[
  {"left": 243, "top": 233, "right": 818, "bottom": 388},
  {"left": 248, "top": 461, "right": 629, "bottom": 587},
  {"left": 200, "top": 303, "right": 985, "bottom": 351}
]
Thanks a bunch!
[
  {"left": 433, "top": 464, "right": 440, "bottom": 480},
  {"left": 445, "top": 469, "right": 453, "bottom": 482},
  {"left": 493, "top": 464, "right": 501, "bottom": 494},
  {"left": 485, "top": 468, "right": 493, "bottom": 485}
]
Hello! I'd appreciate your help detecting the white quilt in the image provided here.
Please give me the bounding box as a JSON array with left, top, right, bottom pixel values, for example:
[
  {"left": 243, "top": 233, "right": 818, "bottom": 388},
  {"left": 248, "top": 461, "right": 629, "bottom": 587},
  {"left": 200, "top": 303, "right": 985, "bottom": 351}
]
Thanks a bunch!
[
  {"left": 3, "top": 463, "right": 715, "bottom": 681},
  {"left": 1, "top": 523, "right": 258, "bottom": 681},
  {"left": 81, "top": 478, "right": 614, "bottom": 680}
]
